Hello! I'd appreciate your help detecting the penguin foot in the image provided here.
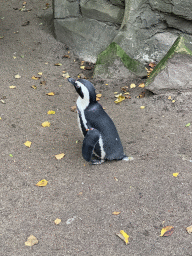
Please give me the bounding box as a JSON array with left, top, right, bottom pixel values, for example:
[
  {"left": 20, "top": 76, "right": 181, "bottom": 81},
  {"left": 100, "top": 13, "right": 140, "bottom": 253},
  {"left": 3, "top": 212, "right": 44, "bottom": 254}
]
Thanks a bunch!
[{"left": 91, "top": 159, "right": 105, "bottom": 165}]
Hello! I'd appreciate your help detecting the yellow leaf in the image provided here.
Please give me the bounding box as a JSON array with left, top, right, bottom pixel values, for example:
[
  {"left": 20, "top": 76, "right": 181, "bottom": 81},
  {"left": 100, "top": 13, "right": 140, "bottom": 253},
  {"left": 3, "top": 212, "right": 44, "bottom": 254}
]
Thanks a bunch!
[
  {"left": 47, "top": 110, "right": 55, "bottom": 115},
  {"left": 96, "top": 94, "right": 102, "bottom": 98},
  {"left": 9, "top": 85, "right": 16, "bottom": 89},
  {"left": 115, "top": 93, "right": 122, "bottom": 98},
  {"left": 54, "top": 218, "right": 61, "bottom": 225},
  {"left": 138, "top": 83, "right": 145, "bottom": 88},
  {"left": 32, "top": 76, "right": 40, "bottom": 80},
  {"left": 140, "top": 106, "right": 145, "bottom": 109},
  {"left": 186, "top": 225, "right": 192, "bottom": 234},
  {"left": 24, "top": 141, "right": 32, "bottom": 148},
  {"left": 15, "top": 74, "right": 21, "bottom": 79},
  {"left": 62, "top": 72, "right": 70, "bottom": 79},
  {"left": 160, "top": 226, "right": 174, "bottom": 237},
  {"left": 55, "top": 153, "right": 65, "bottom": 160},
  {"left": 46, "top": 92, "right": 55, "bottom": 96},
  {"left": 172, "top": 100, "right": 175, "bottom": 103},
  {"left": 36, "top": 179, "right": 48, "bottom": 187},
  {"left": 96, "top": 97, "right": 100, "bottom": 101},
  {"left": 38, "top": 72, "right": 42, "bottom": 75},
  {"left": 25, "top": 235, "right": 38, "bottom": 246},
  {"left": 54, "top": 63, "right": 62, "bottom": 66},
  {"left": 71, "top": 106, "right": 77, "bottom": 112},
  {"left": 42, "top": 121, "right": 51, "bottom": 127},
  {"left": 112, "top": 211, "right": 121, "bottom": 215},
  {"left": 168, "top": 96, "right": 172, "bottom": 100},
  {"left": 80, "top": 66, "right": 85, "bottom": 70},
  {"left": 114, "top": 95, "right": 125, "bottom": 104},
  {"left": 116, "top": 230, "right": 129, "bottom": 245},
  {"left": 13, "top": 56, "right": 16, "bottom": 59},
  {"left": 105, "top": 83, "right": 108, "bottom": 85},
  {"left": 114, "top": 92, "right": 118, "bottom": 94},
  {"left": 31, "top": 85, "right": 37, "bottom": 89},
  {"left": 124, "top": 92, "right": 130, "bottom": 95},
  {"left": 130, "top": 83, "right": 136, "bottom": 88},
  {"left": 173, "top": 173, "right": 179, "bottom": 177}
]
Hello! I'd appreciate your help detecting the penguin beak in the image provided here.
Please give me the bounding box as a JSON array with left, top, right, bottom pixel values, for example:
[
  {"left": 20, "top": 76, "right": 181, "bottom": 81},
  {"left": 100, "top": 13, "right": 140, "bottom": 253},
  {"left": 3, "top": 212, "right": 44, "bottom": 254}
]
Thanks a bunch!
[{"left": 68, "top": 78, "right": 80, "bottom": 89}]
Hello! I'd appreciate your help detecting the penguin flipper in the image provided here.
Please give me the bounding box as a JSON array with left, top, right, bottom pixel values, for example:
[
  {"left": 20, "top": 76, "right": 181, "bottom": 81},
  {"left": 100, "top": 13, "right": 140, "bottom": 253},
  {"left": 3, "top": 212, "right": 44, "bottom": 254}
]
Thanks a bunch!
[{"left": 82, "top": 128, "right": 101, "bottom": 163}]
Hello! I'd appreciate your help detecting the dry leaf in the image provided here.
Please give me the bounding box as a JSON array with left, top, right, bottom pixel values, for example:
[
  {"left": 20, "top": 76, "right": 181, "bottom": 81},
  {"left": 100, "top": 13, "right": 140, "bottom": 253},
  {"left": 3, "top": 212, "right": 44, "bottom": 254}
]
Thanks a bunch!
[
  {"left": 32, "top": 76, "right": 40, "bottom": 80},
  {"left": 15, "top": 74, "right": 21, "bottom": 79},
  {"left": 96, "top": 94, "right": 102, "bottom": 98},
  {"left": 40, "top": 80, "right": 46, "bottom": 85},
  {"left": 124, "top": 92, "right": 130, "bottom": 95},
  {"left": 46, "top": 92, "right": 55, "bottom": 96},
  {"left": 172, "top": 100, "right": 175, "bottom": 103},
  {"left": 9, "top": 85, "right": 16, "bottom": 89},
  {"left": 140, "top": 106, "right": 145, "bottom": 109},
  {"left": 38, "top": 72, "right": 42, "bottom": 75},
  {"left": 31, "top": 85, "right": 37, "bottom": 89},
  {"left": 168, "top": 96, "right": 172, "bottom": 100},
  {"left": 25, "top": 235, "right": 38, "bottom": 246},
  {"left": 112, "top": 211, "right": 121, "bottom": 215},
  {"left": 54, "top": 63, "right": 62, "bottom": 66},
  {"left": 185, "top": 123, "right": 191, "bottom": 127},
  {"left": 54, "top": 218, "right": 61, "bottom": 225},
  {"left": 42, "top": 121, "right": 51, "bottom": 127},
  {"left": 81, "top": 61, "right": 85, "bottom": 65},
  {"left": 116, "top": 230, "right": 129, "bottom": 245},
  {"left": 13, "top": 56, "right": 16, "bottom": 59},
  {"left": 24, "top": 141, "right": 32, "bottom": 148},
  {"left": 55, "top": 153, "right": 65, "bottom": 160},
  {"left": 138, "top": 83, "right": 145, "bottom": 88},
  {"left": 80, "top": 66, "right": 85, "bottom": 70},
  {"left": 130, "top": 83, "right": 136, "bottom": 88},
  {"left": 96, "top": 97, "right": 100, "bottom": 101},
  {"left": 186, "top": 225, "right": 192, "bottom": 234},
  {"left": 114, "top": 177, "right": 118, "bottom": 181},
  {"left": 149, "top": 62, "right": 156, "bottom": 68},
  {"left": 160, "top": 226, "right": 174, "bottom": 237},
  {"left": 121, "top": 86, "right": 128, "bottom": 92},
  {"left": 47, "top": 110, "right": 55, "bottom": 115},
  {"left": 173, "top": 173, "right": 179, "bottom": 177},
  {"left": 114, "top": 92, "right": 118, "bottom": 94},
  {"left": 71, "top": 106, "right": 77, "bottom": 112},
  {"left": 36, "top": 179, "right": 48, "bottom": 187},
  {"left": 62, "top": 55, "right": 70, "bottom": 58},
  {"left": 114, "top": 95, "right": 125, "bottom": 104},
  {"left": 62, "top": 72, "right": 70, "bottom": 79}
]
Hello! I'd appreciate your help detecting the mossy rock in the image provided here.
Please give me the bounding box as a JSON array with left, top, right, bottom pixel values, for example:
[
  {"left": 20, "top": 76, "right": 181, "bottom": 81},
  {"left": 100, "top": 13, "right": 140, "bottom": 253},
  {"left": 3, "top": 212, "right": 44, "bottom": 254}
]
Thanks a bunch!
[
  {"left": 94, "top": 42, "right": 147, "bottom": 79},
  {"left": 146, "top": 36, "right": 192, "bottom": 89}
]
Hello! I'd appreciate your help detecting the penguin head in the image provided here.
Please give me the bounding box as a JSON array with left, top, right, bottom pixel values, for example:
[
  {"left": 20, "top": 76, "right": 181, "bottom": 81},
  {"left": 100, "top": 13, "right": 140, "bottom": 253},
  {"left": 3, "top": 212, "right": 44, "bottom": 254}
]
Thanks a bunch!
[{"left": 68, "top": 78, "right": 96, "bottom": 104}]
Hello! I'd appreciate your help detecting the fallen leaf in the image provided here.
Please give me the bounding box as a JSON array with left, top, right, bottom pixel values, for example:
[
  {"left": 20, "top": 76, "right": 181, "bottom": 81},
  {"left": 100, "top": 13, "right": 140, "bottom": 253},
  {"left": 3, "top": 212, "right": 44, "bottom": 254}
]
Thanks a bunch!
[
  {"left": 121, "top": 86, "right": 128, "bottom": 92},
  {"left": 36, "top": 179, "right": 48, "bottom": 187},
  {"left": 9, "top": 85, "right": 16, "bottom": 89},
  {"left": 62, "top": 72, "right": 70, "bottom": 79},
  {"left": 76, "top": 140, "right": 78, "bottom": 143},
  {"left": 46, "top": 92, "right": 55, "bottom": 96},
  {"left": 62, "top": 55, "right": 70, "bottom": 58},
  {"left": 105, "top": 83, "right": 108, "bottom": 85},
  {"left": 130, "top": 83, "right": 136, "bottom": 88},
  {"left": 81, "top": 61, "right": 85, "bottom": 65},
  {"left": 124, "top": 92, "right": 130, "bottom": 95},
  {"left": 140, "top": 106, "right": 145, "bottom": 109},
  {"left": 172, "top": 100, "right": 175, "bottom": 103},
  {"left": 186, "top": 225, "right": 192, "bottom": 234},
  {"left": 38, "top": 72, "right": 42, "bottom": 75},
  {"left": 96, "top": 97, "right": 100, "bottom": 101},
  {"left": 32, "top": 76, "right": 40, "bottom": 80},
  {"left": 114, "top": 93, "right": 122, "bottom": 98},
  {"left": 54, "top": 218, "right": 61, "bottom": 225},
  {"left": 47, "top": 110, "right": 55, "bottom": 115},
  {"left": 24, "top": 141, "right": 32, "bottom": 148},
  {"left": 116, "top": 230, "right": 129, "bottom": 245},
  {"left": 13, "top": 56, "right": 16, "bottom": 59},
  {"left": 168, "top": 96, "right": 172, "bottom": 100},
  {"left": 40, "top": 80, "right": 46, "bottom": 85},
  {"left": 78, "top": 191, "right": 83, "bottom": 195},
  {"left": 54, "top": 63, "right": 62, "bottom": 66},
  {"left": 114, "top": 177, "right": 118, "bottom": 181},
  {"left": 42, "top": 121, "right": 51, "bottom": 127},
  {"left": 31, "top": 85, "right": 37, "bottom": 89},
  {"left": 114, "top": 95, "right": 125, "bottom": 104},
  {"left": 96, "top": 94, "right": 102, "bottom": 98},
  {"left": 0, "top": 36, "right": 4, "bottom": 39},
  {"left": 77, "top": 73, "right": 86, "bottom": 79},
  {"left": 185, "top": 123, "right": 191, "bottom": 127},
  {"left": 71, "top": 106, "right": 77, "bottom": 112},
  {"left": 25, "top": 235, "right": 38, "bottom": 246},
  {"left": 160, "top": 226, "right": 174, "bottom": 237},
  {"left": 80, "top": 66, "right": 85, "bottom": 70},
  {"left": 149, "top": 62, "right": 156, "bottom": 68},
  {"left": 114, "top": 92, "right": 118, "bottom": 94},
  {"left": 0, "top": 117, "right": 1, "bottom": 120},
  {"left": 15, "top": 74, "right": 21, "bottom": 79},
  {"left": 9, "top": 154, "right": 13, "bottom": 157},
  {"left": 112, "top": 211, "right": 121, "bottom": 215},
  {"left": 138, "top": 83, "right": 145, "bottom": 88},
  {"left": 173, "top": 173, "right": 179, "bottom": 177},
  {"left": 55, "top": 153, "right": 65, "bottom": 160}
]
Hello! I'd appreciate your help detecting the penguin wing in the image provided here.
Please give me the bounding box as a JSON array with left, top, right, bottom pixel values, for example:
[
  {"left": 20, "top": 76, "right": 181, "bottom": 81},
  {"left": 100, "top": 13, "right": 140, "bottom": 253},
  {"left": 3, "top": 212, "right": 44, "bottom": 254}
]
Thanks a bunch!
[{"left": 82, "top": 128, "right": 100, "bottom": 162}]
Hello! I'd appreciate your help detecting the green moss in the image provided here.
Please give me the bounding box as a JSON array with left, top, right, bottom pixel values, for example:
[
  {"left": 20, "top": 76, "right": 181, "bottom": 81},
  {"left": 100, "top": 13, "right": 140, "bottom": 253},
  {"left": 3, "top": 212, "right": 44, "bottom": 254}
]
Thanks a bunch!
[
  {"left": 146, "top": 36, "right": 192, "bottom": 86},
  {"left": 94, "top": 42, "right": 147, "bottom": 77}
]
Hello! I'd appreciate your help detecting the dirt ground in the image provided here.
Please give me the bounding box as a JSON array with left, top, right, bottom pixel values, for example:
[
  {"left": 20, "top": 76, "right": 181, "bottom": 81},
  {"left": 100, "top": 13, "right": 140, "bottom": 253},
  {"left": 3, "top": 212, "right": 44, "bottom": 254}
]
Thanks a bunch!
[{"left": 1, "top": 1, "right": 192, "bottom": 255}]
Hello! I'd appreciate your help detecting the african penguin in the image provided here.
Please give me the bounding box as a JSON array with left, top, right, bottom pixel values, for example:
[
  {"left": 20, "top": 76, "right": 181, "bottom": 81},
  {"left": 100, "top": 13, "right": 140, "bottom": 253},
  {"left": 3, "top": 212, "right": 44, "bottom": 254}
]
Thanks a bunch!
[{"left": 68, "top": 78, "right": 128, "bottom": 164}]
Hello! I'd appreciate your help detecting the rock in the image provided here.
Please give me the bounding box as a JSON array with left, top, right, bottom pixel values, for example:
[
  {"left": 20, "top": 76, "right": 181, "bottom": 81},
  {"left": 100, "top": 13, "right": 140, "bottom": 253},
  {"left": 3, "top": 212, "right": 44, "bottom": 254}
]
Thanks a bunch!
[
  {"left": 54, "top": 17, "right": 118, "bottom": 63},
  {"left": 53, "top": 0, "right": 80, "bottom": 19},
  {"left": 146, "top": 36, "right": 192, "bottom": 94},
  {"left": 110, "top": 0, "right": 125, "bottom": 8},
  {"left": 94, "top": 42, "right": 147, "bottom": 79},
  {"left": 80, "top": 0, "right": 124, "bottom": 24}
]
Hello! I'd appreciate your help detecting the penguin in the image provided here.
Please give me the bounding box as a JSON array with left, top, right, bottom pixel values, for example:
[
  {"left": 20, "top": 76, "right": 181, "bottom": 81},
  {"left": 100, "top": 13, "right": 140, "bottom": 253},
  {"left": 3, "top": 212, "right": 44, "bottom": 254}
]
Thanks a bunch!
[{"left": 68, "top": 78, "right": 128, "bottom": 164}]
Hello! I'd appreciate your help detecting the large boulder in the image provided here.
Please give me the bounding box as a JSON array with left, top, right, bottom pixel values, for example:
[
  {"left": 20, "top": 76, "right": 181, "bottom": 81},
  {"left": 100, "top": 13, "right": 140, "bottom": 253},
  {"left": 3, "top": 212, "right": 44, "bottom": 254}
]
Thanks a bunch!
[{"left": 146, "top": 36, "right": 192, "bottom": 94}]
